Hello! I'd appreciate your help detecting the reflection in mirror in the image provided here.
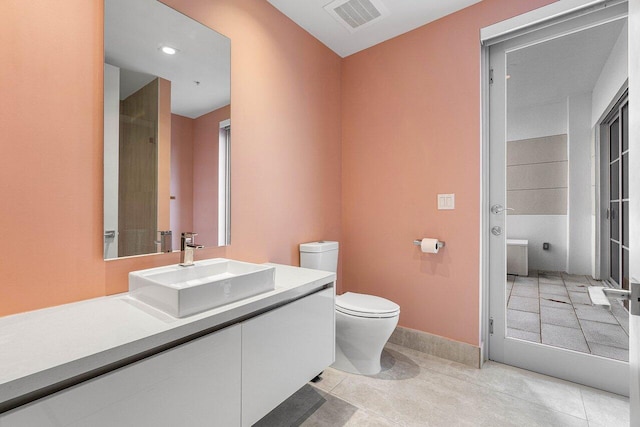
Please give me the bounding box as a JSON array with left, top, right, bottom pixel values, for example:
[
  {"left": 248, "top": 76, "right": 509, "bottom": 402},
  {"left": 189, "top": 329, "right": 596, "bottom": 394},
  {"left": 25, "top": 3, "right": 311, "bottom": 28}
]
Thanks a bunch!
[{"left": 103, "top": 0, "right": 231, "bottom": 259}]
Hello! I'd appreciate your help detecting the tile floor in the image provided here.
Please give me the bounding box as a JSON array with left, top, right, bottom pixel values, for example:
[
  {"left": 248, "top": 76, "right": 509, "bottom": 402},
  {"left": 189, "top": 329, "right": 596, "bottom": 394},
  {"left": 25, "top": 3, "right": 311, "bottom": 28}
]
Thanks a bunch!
[
  {"left": 506, "top": 271, "right": 629, "bottom": 362},
  {"left": 255, "top": 343, "right": 629, "bottom": 426}
]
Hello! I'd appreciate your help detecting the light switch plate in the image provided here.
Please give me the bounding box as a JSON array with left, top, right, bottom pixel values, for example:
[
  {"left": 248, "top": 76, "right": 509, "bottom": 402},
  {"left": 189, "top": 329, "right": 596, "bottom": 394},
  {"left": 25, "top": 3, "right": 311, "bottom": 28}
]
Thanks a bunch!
[{"left": 438, "top": 194, "right": 455, "bottom": 210}]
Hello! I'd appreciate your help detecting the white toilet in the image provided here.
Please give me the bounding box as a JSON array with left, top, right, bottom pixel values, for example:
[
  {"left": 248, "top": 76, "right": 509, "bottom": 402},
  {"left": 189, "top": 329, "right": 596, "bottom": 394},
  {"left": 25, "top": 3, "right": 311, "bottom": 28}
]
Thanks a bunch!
[{"left": 300, "top": 241, "right": 400, "bottom": 375}]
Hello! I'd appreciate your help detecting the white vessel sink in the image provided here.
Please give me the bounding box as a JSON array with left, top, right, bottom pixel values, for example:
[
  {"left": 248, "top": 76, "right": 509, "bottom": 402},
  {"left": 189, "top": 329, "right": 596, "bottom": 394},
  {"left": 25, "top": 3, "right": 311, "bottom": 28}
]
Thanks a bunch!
[{"left": 129, "top": 258, "right": 276, "bottom": 317}]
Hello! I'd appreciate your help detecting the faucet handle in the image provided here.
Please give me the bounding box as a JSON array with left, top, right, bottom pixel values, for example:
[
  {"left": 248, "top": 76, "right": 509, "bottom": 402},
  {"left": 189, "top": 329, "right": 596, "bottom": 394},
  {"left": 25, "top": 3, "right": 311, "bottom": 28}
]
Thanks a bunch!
[
  {"left": 181, "top": 232, "right": 197, "bottom": 244},
  {"left": 180, "top": 232, "right": 199, "bottom": 251}
]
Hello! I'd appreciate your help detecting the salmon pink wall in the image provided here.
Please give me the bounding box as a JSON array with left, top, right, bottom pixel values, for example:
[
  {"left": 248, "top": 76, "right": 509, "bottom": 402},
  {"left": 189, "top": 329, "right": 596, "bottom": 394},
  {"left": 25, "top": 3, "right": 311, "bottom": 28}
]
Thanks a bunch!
[
  {"left": 170, "top": 105, "right": 230, "bottom": 250},
  {"left": 0, "top": 0, "right": 105, "bottom": 315},
  {"left": 0, "top": 0, "right": 342, "bottom": 316},
  {"left": 159, "top": 0, "right": 343, "bottom": 287},
  {"left": 1, "top": 0, "right": 553, "bottom": 351},
  {"left": 341, "top": 0, "right": 555, "bottom": 346},
  {"left": 170, "top": 114, "right": 194, "bottom": 250},
  {"left": 193, "top": 105, "right": 230, "bottom": 248}
]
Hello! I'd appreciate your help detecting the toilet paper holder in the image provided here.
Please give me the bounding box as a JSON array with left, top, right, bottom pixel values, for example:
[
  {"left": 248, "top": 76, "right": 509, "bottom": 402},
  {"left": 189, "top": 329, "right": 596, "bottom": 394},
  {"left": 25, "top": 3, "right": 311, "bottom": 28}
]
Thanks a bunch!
[{"left": 413, "top": 239, "right": 445, "bottom": 249}]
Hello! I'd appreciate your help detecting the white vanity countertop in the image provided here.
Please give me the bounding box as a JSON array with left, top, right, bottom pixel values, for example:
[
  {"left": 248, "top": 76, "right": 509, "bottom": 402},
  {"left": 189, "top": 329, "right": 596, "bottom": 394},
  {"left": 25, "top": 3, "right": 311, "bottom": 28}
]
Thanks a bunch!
[{"left": 0, "top": 263, "right": 335, "bottom": 406}]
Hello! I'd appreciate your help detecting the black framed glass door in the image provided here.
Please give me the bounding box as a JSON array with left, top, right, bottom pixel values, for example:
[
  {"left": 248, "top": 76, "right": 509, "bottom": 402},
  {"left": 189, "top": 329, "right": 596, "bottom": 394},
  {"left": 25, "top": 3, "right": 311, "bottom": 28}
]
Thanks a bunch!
[{"left": 606, "top": 96, "right": 629, "bottom": 292}]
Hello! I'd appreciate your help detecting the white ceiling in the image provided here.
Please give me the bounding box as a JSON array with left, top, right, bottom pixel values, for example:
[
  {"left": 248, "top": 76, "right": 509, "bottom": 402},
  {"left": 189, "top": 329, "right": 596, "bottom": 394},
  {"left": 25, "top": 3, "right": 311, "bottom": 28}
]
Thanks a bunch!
[
  {"left": 507, "top": 18, "right": 626, "bottom": 109},
  {"left": 266, "top": 0, "right": 482, "bottom": 58},
  {"left": 104, "top": 1, "right": 624, "bottom": 116},
  {"left": 105, "top": 0, "right": 231, "bottom": 119}
]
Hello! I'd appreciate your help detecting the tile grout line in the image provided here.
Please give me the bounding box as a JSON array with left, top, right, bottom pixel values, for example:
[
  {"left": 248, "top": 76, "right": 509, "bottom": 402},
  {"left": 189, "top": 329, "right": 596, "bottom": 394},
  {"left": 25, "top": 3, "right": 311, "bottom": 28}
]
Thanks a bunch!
[
  {"left": 325, "top": 383, "right": 403, "bottom": 426},
  {"left": 577, "top": 387, "right": 593, "bottom": 424},
  {"left": 539, "top": 273, "right": 629, "bottom": 359},
  {"left": 570, "top": 274, "right": 593, "bottom": 355},
  {"left": 537, "top": 273, "right": 542, "bottom": 343},
  {"left": 576, "top": 274, "right": 629, "bottom": 360},
  {"left": 318, "top": 382, "right": 370, "bottom": 415},
  {"left": 387, "top": 342, "right": 591, "bottom": 422},
  {"left": 509, "top": 273, "right": 629, "bottom": 363},
  {"left": 328, "top": 374, "right": 347, "bottom": 394},
  {"left": 611, "top": 299, "right": 630, "bottom": 338},
  {"left": 393, "top": 339, "right": 629, "bottom": 423}
]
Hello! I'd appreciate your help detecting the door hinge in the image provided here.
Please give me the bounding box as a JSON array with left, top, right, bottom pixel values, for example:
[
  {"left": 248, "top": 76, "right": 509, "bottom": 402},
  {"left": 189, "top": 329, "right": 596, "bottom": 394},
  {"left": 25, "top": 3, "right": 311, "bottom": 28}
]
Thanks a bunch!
[
  {"left": 489, "top": 317, "right": 494, "bottom": 335},
  {"left": 489, "top": 69, "right": 494, "bottom": 85}
]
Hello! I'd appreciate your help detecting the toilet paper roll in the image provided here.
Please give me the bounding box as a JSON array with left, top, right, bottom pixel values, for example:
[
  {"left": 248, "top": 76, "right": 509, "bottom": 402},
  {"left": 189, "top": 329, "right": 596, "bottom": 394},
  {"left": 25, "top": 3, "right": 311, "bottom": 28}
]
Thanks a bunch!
[{"left": 420, "top": 238, "right": 440, "bottom": 254}]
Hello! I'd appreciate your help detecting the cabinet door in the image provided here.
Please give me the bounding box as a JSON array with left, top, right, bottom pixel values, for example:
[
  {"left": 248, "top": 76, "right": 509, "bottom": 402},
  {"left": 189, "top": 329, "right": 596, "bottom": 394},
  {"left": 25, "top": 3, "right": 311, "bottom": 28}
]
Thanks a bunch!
[
  {"left": 241, "top": 288, "right": 334, "bottom": 426},
  {"left": 0, "top": 325, "right": 241, "bottom": 427}
]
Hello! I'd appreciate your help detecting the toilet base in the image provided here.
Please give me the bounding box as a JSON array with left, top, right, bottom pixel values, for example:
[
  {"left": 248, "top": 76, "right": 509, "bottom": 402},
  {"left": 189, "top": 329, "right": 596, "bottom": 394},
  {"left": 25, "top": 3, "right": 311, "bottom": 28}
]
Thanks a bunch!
[
  {"left": 332, "top": 311, "right": 399, "bottom": 375},
  {"left": 332, "top": 348, "right": 382, "bottom": 375}
]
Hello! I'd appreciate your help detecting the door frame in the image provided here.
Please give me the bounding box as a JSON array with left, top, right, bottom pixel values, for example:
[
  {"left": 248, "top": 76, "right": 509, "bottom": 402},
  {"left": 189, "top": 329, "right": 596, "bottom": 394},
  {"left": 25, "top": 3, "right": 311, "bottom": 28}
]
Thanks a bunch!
[
  {"left": 479, "top": 0, "right": 629, "bottom": 395},
  {"left": 598, "top": 91, "right": 630, "bottom": 288}
]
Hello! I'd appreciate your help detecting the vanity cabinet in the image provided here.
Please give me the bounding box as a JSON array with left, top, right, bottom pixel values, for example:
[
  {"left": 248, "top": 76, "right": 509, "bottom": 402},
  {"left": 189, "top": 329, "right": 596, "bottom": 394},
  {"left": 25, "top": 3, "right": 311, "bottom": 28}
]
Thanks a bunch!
[
  {"left": 241, "top": 288, "right": 335, "bottom": 426},
  {"left": 0, "top": 325, "right": 242, "bottom": 427},
  {"left": 0, "top": 287, "right": 335, "bottom": 427}
]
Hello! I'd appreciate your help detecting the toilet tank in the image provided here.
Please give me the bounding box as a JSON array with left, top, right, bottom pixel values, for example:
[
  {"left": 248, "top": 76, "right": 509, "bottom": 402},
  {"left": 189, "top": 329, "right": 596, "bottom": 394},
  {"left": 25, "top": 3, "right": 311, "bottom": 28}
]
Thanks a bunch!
[{"left": 299, "top": 241, "right": 339, "bottom": 273}]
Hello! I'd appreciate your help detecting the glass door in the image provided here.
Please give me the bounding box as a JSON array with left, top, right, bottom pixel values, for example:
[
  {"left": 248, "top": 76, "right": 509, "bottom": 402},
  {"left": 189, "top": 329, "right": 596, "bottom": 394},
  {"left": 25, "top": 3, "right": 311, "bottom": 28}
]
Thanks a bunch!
[
  {"left": 487, "top": 5, "right": 629, "bottom": 395},
  {"left": 606, "top": 98, "right": 630, "bottom": 295}
]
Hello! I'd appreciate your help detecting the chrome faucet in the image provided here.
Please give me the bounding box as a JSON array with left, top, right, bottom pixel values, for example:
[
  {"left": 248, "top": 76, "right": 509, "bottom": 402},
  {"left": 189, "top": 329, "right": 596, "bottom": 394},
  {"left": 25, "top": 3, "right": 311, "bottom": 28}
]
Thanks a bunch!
[
  {"left": 180, "top": 232, "right": 204, "bottom": 267},
  {"left": 155, "top": 230, "right": 173, "bottom": 253}
]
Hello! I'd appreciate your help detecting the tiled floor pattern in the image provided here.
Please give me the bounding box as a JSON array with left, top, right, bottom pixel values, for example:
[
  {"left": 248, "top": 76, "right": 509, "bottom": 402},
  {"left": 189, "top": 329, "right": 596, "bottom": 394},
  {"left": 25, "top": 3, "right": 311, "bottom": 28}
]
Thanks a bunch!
[
  {"left": 506, "top": 271, "right": 629, "bottom": 361},
  {"left": 255, "top": 343, "right": 629, "bottom": 426}
]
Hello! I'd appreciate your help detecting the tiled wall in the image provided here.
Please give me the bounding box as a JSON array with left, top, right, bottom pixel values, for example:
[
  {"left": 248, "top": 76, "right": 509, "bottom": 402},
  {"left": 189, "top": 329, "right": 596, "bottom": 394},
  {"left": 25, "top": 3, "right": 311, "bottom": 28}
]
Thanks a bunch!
[{"left": 507, "top": 134, "right": 568, "bottom": 215}]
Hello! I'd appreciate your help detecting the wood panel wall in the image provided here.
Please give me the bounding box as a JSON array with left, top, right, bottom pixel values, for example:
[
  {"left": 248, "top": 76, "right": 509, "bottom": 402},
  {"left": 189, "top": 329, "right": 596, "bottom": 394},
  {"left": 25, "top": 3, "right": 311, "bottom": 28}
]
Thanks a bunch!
[
  {"left": 118, "top": 79, "right": 159, "bottom": 257},
  {"left": 157, "top": 78, "right": 171, "bottom": 234}
]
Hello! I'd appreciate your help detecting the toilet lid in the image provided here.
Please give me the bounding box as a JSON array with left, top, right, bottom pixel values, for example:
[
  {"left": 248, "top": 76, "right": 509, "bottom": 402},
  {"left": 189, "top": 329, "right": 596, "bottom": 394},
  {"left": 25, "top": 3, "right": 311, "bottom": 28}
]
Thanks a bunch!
[{"left": 336, "top": 292, "right": 400, "bottom": 318}]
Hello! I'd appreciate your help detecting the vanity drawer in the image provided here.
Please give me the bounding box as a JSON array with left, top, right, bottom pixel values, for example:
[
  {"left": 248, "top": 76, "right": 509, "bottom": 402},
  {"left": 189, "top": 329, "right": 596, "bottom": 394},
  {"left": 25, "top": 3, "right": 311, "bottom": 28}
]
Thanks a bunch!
[
  {"left": 0, "top": 325, "right": 242, "bottom": 427},
  {"left": 241, "top": 288, "right": 335, "bottom": 427}
]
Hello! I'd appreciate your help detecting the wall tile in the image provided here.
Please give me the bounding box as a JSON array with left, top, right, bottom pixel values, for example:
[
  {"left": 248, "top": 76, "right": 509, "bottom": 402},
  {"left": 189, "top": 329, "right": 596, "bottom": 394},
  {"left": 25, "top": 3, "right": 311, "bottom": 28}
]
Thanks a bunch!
[
  {"left": 508, "top": 188, "right": 568, "bottom": 215},
  {"left": 507, "top": 162, "right": 567, "bottom": 191},
  {"left": 507, "top": 134, "right": 567, "bottom": 166}
]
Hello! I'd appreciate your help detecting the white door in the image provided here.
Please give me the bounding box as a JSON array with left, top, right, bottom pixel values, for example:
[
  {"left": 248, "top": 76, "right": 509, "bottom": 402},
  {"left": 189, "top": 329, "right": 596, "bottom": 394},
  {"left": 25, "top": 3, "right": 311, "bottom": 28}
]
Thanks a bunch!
[
  {"left": 632, "top": 297, "right": 640, "bottom": 426},
  {"left": 628, "top": 0, "right": 640, "bottom": 419},
  {"left": 487, "top": 3, "right": 631, "bottom": 395}
]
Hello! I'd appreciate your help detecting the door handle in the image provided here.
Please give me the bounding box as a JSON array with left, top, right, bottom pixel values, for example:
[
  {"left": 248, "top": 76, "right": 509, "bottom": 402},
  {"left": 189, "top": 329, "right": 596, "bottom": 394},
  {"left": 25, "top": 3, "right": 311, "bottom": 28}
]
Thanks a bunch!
[
  {"left": 491, "top": 204, "right": 515, "bottom": 214},
  {"left": 590, "top": 279, "right": 640, "bottom": 316},
  {"left": 629, "top": 279, "right": 639, "bottom": 316}
]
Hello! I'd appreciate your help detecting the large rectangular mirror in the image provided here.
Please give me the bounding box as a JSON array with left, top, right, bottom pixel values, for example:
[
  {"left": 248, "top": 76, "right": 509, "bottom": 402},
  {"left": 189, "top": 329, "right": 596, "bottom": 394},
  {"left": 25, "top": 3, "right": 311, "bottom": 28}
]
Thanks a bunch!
[{"left": 104, "top": 0, "right": 231, "bottom": 259}]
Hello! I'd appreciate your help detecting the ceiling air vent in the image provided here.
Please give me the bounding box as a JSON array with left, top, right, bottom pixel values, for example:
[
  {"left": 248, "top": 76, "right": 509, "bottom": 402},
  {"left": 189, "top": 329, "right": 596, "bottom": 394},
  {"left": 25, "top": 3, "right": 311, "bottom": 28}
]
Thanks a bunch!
[{"left": 324, "top": 0, "right": 389, "bottom": 33}]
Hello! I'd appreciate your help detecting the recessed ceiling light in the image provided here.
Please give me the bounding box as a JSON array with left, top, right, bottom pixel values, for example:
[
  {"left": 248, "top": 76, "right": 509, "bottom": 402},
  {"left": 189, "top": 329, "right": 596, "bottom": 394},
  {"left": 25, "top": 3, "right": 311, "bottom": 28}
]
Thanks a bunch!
[{"left": 160, "top": 46, "right": 177, "bottom": 55}]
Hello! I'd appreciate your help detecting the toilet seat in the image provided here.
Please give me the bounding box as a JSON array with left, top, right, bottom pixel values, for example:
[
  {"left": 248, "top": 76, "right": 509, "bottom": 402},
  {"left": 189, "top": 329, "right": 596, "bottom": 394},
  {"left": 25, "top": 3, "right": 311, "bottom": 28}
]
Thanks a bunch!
[{"left": 336, "top": 292, "right": 400, "bottom": 318}]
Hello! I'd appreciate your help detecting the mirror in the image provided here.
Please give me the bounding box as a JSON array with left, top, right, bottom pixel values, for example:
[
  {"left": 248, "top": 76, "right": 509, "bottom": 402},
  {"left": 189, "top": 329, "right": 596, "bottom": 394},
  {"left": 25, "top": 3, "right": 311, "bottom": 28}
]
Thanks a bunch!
[{"left": 103, "top": 0, "right": 231, "bottom": 259}]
